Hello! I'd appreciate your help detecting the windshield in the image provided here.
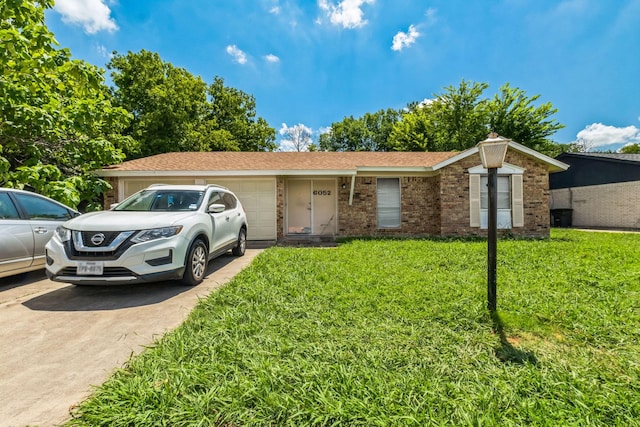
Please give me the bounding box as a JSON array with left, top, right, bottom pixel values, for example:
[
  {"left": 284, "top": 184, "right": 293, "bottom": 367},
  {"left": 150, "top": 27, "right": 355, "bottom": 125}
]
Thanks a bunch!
[{"left": 114, "top": 190, "right": 205, "bottom": 212}]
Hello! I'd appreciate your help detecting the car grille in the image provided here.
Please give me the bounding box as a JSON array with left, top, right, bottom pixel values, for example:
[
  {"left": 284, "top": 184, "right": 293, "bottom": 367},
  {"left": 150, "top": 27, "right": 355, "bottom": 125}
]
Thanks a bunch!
[
  {"left": 79, "top": 231, "right": 121, "bottom": 248},
  {"left": 65, "top": 231, "right": 136, "bottom": 261},
  {"left": 59, "top": 267, "right": 134, "bottom": 277}
]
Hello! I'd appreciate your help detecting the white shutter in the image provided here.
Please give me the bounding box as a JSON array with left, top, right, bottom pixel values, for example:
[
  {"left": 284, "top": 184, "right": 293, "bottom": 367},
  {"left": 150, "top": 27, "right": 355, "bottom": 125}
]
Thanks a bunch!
[
  {"left": 511, "top": 174, "right": 524, "bottom": 227},
  {"left": 469, "top": 174, "right": 481, "bottom": 227}
]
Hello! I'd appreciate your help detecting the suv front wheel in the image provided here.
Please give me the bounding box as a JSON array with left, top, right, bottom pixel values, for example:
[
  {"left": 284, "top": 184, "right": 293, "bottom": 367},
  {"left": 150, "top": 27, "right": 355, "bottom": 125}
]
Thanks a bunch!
[{"left": 182, "top": 239, "right": 208, "bottom": 286}]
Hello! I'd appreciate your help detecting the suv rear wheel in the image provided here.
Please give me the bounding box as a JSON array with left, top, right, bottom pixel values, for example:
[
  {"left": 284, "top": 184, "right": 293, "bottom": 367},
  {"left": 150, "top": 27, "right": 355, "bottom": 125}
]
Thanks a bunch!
[{"left": 182, "top": 239, "right": 207, "bottom": 285}]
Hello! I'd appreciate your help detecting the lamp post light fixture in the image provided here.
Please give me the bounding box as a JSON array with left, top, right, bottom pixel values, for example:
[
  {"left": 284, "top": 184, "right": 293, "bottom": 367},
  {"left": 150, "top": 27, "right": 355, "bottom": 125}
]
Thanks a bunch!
[{"left": 477, "top": 133, "right": 511, "bottom": 312}]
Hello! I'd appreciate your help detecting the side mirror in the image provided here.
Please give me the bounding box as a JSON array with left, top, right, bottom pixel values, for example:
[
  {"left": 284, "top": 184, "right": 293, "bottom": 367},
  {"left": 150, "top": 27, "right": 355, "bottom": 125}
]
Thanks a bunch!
[{"left": 208, "top": 203, "right": 226, "bottom": 214}]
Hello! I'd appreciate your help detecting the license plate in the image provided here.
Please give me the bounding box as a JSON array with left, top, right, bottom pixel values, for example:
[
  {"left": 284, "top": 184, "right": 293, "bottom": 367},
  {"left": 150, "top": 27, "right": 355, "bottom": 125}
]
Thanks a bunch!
[{"left": 77, "top": 261, "right": 104, "bottom": 275}]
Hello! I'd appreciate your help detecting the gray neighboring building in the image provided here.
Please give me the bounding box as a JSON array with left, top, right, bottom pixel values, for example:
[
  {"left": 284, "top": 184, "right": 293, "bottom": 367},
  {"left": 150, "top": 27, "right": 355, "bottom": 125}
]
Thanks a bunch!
[{"left": 550, "top": 152, "right": 640, "bottom": 229}]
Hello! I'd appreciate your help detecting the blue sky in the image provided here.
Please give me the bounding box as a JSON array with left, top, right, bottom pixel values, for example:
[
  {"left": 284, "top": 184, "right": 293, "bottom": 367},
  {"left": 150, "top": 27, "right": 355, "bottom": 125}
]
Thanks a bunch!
[{"left": 45, "top": 0, "right": 640, "bottom": 151}]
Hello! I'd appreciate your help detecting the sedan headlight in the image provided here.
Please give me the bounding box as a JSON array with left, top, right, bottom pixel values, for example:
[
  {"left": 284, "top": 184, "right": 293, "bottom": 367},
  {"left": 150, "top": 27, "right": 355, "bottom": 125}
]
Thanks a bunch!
[
  {"left": 55, "top": 226, "right": 71, "bottom": 243},
  {"left": 131, "top": 226, "right": 183, "bottom": 243}
]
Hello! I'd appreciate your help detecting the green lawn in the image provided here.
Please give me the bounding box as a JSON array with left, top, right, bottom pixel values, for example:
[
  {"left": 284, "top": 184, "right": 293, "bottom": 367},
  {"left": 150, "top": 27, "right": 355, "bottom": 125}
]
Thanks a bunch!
[{"left": 67, "top": 230, "right": 640, "bottom": 426}]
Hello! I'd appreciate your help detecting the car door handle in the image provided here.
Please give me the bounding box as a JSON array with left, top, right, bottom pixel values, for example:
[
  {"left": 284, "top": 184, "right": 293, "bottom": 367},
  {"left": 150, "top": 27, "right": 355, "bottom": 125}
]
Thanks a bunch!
[
  {"left": 225, "top": 216, "right": 230, "bottom": 222},
  {"left": 34, "top": 227, "right": 49, "bottom": 234}
]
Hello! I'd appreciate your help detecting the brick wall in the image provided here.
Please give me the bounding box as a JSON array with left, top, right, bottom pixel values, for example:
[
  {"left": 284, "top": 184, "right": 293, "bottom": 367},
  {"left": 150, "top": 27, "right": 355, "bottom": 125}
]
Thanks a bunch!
[
  {"left": 438, "top": 150, "right": 550, "bottom": 238},
  {"left": 438, "top": 156, "right": 476, "bottom": 236},
  {"left": 515, "top": 152, "right": 551, "bottom": 237},
  {"left": 103, "top": 177, "right": 119, "bottom": 209},
  {"left": 337, "top": 176, "right": 440, "bottom": 238},
  {"left": 550, "top": 181, "right": 640, "bottom": 229}
]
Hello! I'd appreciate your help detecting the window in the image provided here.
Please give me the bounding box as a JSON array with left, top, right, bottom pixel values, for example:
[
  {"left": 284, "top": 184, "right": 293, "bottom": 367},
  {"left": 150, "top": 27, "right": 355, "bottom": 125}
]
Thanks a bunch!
[
  {"left": 468, "top": 164, "right": 524, "bottom": 229},
  {"left": 13, "top": 193, "right": 74, "bottom": 221},
  {"left": 480, "top": 176, "right": 511, "bottom": 229},
  {"left": 377, "top": 178, "right": 401, "bottom": 228},
  {"left": 221, "top": 193, "right": 237, "bottom": 210},
  {"left": 0, "top": 193, "right": 20, "bottom": 219}
]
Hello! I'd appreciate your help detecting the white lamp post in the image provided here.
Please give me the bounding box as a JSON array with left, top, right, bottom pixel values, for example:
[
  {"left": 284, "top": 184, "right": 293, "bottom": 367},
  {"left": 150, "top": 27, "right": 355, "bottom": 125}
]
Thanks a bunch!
[{"left": 477, "top": 133, "right": 511, "bottom": 311}]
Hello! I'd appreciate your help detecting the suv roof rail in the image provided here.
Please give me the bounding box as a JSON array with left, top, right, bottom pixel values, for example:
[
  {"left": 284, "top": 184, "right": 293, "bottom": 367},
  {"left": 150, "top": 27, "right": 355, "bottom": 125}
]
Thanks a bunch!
[
  {"left": 205, "top": 183, "right": 229, "bottom": 190},
  {"left": 146, "top": 183, "right": 229, "bottom": 190}
]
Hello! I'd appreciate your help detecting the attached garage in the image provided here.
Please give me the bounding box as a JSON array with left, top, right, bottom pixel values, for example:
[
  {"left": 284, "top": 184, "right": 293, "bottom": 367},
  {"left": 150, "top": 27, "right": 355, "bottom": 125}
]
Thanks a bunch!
[{"left": 205, "top": 178, "right": 277, "bottom": 240}]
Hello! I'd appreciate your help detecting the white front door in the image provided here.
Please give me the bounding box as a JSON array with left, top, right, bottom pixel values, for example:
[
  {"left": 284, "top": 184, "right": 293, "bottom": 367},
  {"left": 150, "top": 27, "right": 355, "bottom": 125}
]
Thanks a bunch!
[{"left": 286, "top": 179, "right": 336, "bottom": 235}]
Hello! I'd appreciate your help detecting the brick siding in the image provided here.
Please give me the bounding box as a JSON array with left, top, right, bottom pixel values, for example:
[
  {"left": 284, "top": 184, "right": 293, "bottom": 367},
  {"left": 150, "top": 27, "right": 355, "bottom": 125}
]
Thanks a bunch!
[
  {"left": 336, "top": 176, "right": 440, "bottom": 238},
  {"left": 550, "top": 181, "right": 640, "bottom": 229},
  {"left": 332, "top": 150, "right": 550, "bottom": 239}
]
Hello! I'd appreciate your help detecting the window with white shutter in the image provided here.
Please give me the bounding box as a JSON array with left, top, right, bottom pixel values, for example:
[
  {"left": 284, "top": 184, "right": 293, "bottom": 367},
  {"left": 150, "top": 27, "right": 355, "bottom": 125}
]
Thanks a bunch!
[{"left": 468, "top": 164, "right": 525, "bottom": 229}]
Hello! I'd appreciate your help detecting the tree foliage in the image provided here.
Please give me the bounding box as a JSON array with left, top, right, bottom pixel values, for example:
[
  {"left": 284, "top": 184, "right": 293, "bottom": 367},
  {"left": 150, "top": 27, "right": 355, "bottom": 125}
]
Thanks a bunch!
[
  {"left": 319, "top": 109, "right": 401, "bottom": 151},
  {"left": 324, "top": 80, "right": 564, "bottom": 155},
  {"left": 0, "top": 0, "right": 134, "bottom": 209},
  {"left": 620, "top": 143, "right": 640, "bottom": 154},
  {"left": 487, "top": 83, "right": 565, "bottom": 154},
  {"left": 108, "top": 51, "right": 276, "bottom": 157}
]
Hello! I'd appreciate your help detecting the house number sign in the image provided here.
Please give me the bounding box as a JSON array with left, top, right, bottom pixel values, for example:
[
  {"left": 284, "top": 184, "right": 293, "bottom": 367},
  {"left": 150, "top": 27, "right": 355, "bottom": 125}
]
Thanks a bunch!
[{"left": 312, "top": 190, "right": 332, "bottom": 196}]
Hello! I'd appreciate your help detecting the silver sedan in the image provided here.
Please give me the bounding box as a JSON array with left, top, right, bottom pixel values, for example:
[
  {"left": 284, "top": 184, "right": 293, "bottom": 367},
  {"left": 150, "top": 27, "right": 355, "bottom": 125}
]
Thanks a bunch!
[{"left": 0, "top": 188, "right": 79, "bottom": 279}]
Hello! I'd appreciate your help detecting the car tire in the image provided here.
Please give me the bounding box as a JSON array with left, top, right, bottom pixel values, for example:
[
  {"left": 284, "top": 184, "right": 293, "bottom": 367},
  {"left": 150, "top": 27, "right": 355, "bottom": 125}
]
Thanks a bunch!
[
  {"left": 181, "top": 239, "right": 208, "bottom": 286},
  {"left": 232, "top": 227, "right": 246, "bottom": 257}
]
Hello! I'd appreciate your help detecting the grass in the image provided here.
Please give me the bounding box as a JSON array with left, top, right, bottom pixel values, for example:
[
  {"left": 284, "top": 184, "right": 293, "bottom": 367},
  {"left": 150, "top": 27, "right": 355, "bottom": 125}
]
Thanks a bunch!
[{"left": 67, "top": 229, "right": 640, "bottom": 426}]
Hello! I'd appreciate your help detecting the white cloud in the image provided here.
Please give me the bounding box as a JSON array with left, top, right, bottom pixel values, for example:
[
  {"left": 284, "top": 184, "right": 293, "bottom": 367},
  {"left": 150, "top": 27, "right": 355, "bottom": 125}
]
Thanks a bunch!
[
  {"left": 318, "top": 0, "right": 375, "bottom": 29},
  {"left": 270, "top": 6, "right": 281, "bottom": 14},
  {"left": 575, "top": 123, "right": 640, "bottom": 150},
  {"left": 54, "top": 0, "right": 118, "bottom": 34},
  {"left": 265, "top": 54, "right": 280, "bottom": 63},
  {"left": 226, "top": 45, "right": 248, "bottom": 64},
  {"left": 391, "top": 24, "right": 420, "bottom": 51}
]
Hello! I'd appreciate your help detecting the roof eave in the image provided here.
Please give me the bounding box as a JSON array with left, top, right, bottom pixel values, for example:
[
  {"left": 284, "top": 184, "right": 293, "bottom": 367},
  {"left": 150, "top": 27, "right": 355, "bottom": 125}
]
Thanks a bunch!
[
  {"left": 96, "top": 169, "right": 360, "bottom": 177},
  {"left": 430, "top": 142, "right": 570, "bottom": 173}
]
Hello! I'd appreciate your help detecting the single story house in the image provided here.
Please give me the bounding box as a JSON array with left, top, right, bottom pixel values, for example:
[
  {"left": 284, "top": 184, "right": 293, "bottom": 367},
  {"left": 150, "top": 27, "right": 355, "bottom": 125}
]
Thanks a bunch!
[
  {"left": 550, "top": 152, "right": 640, "bottom": 229},
  {"left": 98, "top": 140, "right": 568, "bottom": 242}
]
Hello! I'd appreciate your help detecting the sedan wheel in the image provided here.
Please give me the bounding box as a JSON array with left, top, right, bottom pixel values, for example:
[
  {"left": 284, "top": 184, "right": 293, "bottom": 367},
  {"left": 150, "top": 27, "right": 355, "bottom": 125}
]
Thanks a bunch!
[{"left": 181, "top": 239, "right": 207, "bottom": 286}]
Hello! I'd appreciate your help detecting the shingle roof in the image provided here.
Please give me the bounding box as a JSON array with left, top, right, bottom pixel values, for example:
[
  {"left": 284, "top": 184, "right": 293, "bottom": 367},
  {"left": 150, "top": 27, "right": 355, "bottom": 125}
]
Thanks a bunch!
[
  {"left": 101, "top": 151, "right": 462, "bottom": 172},
  {"left": 567, "top": 152, "right": 640, "bottom": 163}
]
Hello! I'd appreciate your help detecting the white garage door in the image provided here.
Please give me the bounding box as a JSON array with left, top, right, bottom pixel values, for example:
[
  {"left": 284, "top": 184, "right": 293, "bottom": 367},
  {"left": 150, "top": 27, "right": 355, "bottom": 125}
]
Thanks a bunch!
[{"left": 207, "top": 178, "right": 277, "bottom": 241}]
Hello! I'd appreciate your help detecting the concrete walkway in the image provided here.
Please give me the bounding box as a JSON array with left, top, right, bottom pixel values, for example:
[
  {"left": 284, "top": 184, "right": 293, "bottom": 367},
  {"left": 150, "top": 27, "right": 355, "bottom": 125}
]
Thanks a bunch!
[{"left": 0, "top": 249, "right": 263, "bottom": 427}]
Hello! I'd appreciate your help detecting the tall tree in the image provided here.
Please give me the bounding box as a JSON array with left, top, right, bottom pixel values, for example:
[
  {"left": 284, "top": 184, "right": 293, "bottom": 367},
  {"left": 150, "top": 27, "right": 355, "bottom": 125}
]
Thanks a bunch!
[
  {"left": 278, "top": 123, "right": 313, "bottom": 152},
  {"left": 0, "top": 0, "right": 134, "bottom": 209},
  {"left": 207, "top": 76, "right": 276, "bottom": 152},
  {"left": 389, "top": 80, "right": 564, "bottom": 154},
  {"left": 108, "top": 52, "right": 276, "bottom": 156},
  {"left": 487, "top": 83, "right": 565, "bottom": 153},
  {"left": 319, "top": 109, "right": 401, "bottom": 151},
  {"left": 387, "top": 103, "right": 440, "bottom": 151}
]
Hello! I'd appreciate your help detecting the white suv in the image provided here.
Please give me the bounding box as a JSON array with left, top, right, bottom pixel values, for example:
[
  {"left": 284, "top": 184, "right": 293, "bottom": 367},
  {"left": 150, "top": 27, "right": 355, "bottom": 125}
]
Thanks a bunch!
[{"left": 45, "top": 184, "right": 247, "bottom": 286}]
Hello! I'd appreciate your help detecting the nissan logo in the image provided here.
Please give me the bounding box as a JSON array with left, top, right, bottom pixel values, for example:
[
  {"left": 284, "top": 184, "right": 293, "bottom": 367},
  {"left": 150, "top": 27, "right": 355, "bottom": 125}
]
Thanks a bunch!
[{"left": 90, "top": 233, "right": 106, "bottom": 246}]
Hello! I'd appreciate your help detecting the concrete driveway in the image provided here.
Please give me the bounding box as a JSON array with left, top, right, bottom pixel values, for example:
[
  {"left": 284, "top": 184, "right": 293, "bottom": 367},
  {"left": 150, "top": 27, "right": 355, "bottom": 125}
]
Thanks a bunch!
[{"left": 0, "top": 249, "right": 263, "bottom": 427}]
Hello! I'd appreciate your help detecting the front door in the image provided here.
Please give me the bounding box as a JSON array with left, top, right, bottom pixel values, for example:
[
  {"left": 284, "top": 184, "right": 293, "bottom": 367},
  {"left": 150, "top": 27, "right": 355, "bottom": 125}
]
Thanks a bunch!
[{"left": 286, "top": 179, "right": 336, "bottom": 236}]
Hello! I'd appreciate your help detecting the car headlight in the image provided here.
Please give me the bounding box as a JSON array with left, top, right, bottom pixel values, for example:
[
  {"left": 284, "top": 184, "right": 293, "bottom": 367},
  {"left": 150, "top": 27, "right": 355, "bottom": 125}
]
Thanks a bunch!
[
  {"left": 55, "top": 226, "right": 71, "bottom": 243},
  {"left": 131, "top": 226, "right": 183, "bottom": 243}
]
